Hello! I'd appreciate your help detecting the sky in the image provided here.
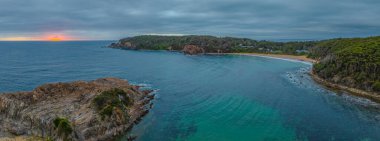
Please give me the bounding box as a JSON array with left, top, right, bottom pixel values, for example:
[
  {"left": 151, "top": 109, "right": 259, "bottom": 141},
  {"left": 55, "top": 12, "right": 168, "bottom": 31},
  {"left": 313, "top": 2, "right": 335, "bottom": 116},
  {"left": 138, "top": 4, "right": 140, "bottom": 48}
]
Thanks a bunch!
[{"left": 0, "top": 0, "right": 379, "bottom": 41}]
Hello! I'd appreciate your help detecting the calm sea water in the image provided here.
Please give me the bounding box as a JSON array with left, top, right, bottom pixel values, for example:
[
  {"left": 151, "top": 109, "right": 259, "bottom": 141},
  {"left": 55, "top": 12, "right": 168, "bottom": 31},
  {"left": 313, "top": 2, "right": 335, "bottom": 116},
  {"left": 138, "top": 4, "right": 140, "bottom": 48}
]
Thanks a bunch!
[{"left": 1, "top": 41, "right": 380, "bottom": 141}]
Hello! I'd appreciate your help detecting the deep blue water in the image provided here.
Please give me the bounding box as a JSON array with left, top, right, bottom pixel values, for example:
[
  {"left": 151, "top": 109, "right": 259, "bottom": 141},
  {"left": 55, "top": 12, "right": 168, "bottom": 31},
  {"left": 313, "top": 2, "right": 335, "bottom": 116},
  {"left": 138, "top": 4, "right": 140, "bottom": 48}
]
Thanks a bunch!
[{"left": 1, "top": 41, "right": 380, "bottom": 141}]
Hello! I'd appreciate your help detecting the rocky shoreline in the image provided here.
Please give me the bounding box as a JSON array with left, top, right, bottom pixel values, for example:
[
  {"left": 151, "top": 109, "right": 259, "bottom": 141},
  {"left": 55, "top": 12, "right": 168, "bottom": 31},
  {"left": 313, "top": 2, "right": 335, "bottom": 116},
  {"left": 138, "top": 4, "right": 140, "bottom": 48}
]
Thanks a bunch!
[
  {"left": 109, "top": 42, "right": 206, "bottom": 55},
  {"left": 310, "top": 71, "right": 380, "bottom": 103},
  {"left": 215, "top": 52, "right": 380, "bottom": 103},
  {"left": 224, "top": 52, "right": 380, "bottom": 103},
  {"left": 0, "top": 78, "right": 154, "bottom": 141}
]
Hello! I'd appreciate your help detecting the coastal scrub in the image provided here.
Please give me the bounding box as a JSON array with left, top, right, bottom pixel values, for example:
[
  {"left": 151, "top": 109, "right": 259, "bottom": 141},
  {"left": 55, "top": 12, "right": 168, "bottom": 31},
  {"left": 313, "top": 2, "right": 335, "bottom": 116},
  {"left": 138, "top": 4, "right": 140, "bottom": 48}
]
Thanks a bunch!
[
  {"left": 93, "top": 88, "right": 133, "bottom": 120},
  {"left": 373, "top": 81, "right": 380, "bottom": 92},
  {"left": 53, "top": 117, "right": 73, "bottom": 140}
]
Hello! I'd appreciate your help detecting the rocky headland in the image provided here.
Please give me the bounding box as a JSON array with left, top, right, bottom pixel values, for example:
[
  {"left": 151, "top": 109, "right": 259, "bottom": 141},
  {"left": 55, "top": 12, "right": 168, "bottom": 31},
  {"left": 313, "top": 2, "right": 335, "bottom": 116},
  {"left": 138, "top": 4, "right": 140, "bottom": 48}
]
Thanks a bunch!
[
  {"left": 0, "top": 78, "right": 154, "bottom": 141},
  {"left": 109, "top": 41, "right": 204, "bottom": 55},
  {"left": 310, "top": 72, "right": 380, "bottom": 103},
  {"left": 110, "top": 42, "right": 137, "bottom": 50}
]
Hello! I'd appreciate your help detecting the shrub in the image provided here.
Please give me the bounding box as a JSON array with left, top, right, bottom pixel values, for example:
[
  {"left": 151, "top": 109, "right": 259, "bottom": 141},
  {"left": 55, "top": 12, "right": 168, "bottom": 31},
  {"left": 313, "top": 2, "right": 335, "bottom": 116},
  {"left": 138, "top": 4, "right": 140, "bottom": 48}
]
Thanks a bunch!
[
  {"left": 313, "top": 63, "right": 325, "bottom": 72},
  {"left": 93, "top": 88, "right": 133, "bottom": 120},
  {"left": 53, "top": 117, "right": 73, "bottom": 139},
  {"left": 46, "top": 136, "right": 54, "bottom": 141},
  {"left": 100, "top": 105, "right": 114, "bottom": 117},
  {"left": 372, "top": 81, "right": 380, "bottom": 92}
]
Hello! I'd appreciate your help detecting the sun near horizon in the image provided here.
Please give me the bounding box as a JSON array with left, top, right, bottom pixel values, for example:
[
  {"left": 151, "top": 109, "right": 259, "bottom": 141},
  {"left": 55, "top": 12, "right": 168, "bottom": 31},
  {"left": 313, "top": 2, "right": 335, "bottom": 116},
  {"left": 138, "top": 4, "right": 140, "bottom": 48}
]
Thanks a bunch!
[
  {"left": 43, "top": 34, "right": 71, "bottom": 41},
  {"left": 47, "top": 36, "right": 64, "bottom": 42}
]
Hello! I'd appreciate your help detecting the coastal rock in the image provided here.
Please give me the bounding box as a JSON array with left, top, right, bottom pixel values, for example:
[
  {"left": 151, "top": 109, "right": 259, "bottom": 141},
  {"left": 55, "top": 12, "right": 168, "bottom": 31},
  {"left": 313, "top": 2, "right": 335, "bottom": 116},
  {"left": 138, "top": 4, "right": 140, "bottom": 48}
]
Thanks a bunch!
[
  {"left": 182, "top": 45, "right": 205, "bottom": 55},
  {"left": 310, "top": 71, "right": 380, "bottom": 103},
  {"left": 109, "top": 41, "right": 136, "bottom": 50},
  {"left": 123, "top": 42, "right": 133, "bottom": 47},
  {"left": 0, "top": 78, "right": 154, "bottom": 141}
]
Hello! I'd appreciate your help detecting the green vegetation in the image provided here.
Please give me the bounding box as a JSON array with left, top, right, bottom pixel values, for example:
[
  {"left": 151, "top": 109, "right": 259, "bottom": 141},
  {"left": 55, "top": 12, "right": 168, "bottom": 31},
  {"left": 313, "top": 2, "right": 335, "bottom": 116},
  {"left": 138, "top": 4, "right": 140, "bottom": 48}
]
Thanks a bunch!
[
  {"left": 53, "top": 117, "right": 73, "bottom": 140},
  {"left": 310, "top": 36, "right": 380, "bottom": 92},
  {"left": 45, "top": 137, "right": 54, "bottom": 141},
  {"left": 112, "top": 35, "right": 316, "bottom": 55},
  {"left": 372, "top": 81, "right": 380, "bottom": 92},
  {"left": 93, "top": 88, "right": 133, "bottom": 120}
]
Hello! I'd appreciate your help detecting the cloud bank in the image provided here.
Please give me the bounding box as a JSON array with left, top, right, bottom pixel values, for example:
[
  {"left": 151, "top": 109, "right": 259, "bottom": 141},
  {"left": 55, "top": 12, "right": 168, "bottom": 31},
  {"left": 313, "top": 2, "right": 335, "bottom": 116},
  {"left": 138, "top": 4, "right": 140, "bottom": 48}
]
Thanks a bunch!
[{"left": 0, "top": 0, "right": 379, "bottom": 40}]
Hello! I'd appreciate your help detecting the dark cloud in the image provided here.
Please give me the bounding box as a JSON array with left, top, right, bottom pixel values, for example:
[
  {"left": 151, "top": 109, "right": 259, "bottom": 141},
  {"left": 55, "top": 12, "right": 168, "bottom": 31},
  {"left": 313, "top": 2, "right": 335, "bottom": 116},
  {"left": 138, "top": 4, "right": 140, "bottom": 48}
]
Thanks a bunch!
[{"left": 0, "top": 0, "right": 379, "bottom": 40}]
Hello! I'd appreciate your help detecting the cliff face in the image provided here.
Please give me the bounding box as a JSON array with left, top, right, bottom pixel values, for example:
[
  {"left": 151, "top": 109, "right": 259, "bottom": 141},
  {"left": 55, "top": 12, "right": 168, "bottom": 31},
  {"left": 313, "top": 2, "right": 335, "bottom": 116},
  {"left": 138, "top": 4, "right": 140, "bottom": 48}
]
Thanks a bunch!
[
  {"left": 110, "top": 41, "right": 137, "bottom": 50},
  {"left": 0, "top": 78, "right": 154, "bottom": 141},
  {"left": 182, "top": 45, "right": 204, "bottom": 55}
]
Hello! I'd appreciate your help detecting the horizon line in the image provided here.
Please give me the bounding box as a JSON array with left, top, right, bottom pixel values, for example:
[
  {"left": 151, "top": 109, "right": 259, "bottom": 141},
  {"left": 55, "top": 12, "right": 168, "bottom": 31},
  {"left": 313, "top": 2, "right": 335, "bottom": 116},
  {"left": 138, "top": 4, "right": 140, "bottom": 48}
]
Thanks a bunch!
[
  {"left": 0, "top": 39, "right": 116, "bottom": 42},
  {"left": 0, "top": 34, "right": 378, "bottom": 42}
]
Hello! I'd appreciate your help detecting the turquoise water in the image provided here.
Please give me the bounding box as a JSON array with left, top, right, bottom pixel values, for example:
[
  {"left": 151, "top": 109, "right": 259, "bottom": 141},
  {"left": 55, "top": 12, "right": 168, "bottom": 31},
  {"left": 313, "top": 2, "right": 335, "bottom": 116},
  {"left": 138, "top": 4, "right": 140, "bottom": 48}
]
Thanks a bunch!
[{"left": 1, "top": 41, "right": 380, "bottom": 141}]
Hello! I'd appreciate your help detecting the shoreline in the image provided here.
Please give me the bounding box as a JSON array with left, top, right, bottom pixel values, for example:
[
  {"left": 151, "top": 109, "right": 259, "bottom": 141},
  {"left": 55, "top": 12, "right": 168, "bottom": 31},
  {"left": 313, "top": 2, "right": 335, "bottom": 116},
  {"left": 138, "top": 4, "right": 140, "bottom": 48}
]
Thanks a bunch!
[
  {"left": 207, "top": 52, "right": 316, "bottom": 64},
  {"left": 310, "top": 72, "right": 380, "bottom": 103},
  {"left": 208, "top": 52, "right": 380, "bottom": 103}
]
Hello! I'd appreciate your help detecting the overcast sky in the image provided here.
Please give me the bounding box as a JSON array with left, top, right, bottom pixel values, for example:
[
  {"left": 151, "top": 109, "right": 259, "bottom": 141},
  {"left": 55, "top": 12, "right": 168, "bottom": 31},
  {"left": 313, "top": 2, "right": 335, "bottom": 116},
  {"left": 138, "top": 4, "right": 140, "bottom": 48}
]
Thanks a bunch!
[{"left": 0, "top": 0, "right": 379, "bottom": 40}]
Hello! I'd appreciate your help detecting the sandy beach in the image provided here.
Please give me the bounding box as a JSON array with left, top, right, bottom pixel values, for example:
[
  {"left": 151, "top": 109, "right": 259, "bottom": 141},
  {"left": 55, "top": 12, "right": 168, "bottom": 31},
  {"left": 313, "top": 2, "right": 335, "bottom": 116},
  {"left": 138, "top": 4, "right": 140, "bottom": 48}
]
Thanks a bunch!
[{"left": 208, "top": 52, "right": 317, "bottom": 63}]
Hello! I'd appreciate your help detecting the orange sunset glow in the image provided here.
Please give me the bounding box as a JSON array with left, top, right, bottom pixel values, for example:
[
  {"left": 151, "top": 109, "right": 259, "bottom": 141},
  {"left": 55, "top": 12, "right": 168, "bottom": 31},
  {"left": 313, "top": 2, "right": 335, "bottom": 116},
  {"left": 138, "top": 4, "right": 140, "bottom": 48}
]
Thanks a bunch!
[
  {"left": 44, "top": 34, "right": 72, "bottom": 41},
  {"left": 0, "top": 34, "right": 75, "bottom": 41},
  {"left": 0, "top": 37, "right": 37, "bottom": 41},
  {"left": 47, "top": 36, "right": 64, "bottom": 41}
]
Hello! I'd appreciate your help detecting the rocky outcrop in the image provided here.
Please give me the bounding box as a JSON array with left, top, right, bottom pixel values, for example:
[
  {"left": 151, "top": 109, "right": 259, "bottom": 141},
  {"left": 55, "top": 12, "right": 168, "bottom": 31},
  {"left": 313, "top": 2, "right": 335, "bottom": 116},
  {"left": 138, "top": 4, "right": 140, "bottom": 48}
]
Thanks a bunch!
[
  {"left": 0, "top": 78, "right": 154, "bottom": 141},
  {"left": 109, "top": 41, "right": 137, "bottom": 50},
  {"left": 310, "top": 71, "right": 380, "bottom": 103},
  {"left": 182, "top": 45, "right": 205, "bottom": 55}
]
